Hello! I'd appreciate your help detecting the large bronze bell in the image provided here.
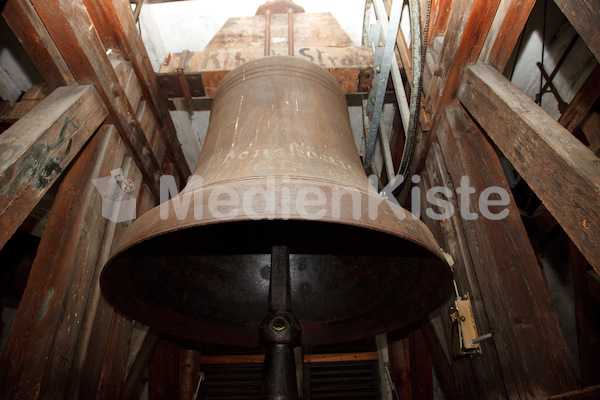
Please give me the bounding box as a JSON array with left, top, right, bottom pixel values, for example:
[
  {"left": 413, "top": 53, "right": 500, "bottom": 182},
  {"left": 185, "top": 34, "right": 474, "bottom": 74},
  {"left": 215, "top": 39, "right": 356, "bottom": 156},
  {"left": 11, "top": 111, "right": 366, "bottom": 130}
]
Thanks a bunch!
[{"left": 100, "top": 56, "right": 451, "bottom": 395}]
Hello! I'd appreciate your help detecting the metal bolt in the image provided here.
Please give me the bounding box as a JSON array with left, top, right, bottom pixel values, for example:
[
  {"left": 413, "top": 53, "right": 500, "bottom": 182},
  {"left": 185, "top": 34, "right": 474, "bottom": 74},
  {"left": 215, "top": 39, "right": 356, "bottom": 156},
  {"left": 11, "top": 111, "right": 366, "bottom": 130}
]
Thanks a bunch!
[
  {"left": 271, "top": 317, "right": 287, "bottom": 331},
  {"left": 375, "top": 64, "right": 381, "bottom": 73},
  {"left": 370, "top": 96, "right": 376, "bottom": 104}
]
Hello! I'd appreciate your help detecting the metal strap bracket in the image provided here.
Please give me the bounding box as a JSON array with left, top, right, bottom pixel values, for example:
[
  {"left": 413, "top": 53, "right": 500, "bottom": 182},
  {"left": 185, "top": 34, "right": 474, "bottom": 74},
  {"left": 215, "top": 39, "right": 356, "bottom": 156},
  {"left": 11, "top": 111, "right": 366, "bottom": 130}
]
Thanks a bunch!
[{"left": 177, "top": 49, "right": 193, "bottom": 104}]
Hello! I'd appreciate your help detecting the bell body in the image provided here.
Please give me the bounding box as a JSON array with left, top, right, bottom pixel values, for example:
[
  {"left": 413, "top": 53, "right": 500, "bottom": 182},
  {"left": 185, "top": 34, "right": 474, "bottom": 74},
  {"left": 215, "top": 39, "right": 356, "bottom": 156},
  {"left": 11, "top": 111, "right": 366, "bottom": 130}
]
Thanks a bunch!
[{"left": 100, "top": 56, "right": 452, "bottom": 347}]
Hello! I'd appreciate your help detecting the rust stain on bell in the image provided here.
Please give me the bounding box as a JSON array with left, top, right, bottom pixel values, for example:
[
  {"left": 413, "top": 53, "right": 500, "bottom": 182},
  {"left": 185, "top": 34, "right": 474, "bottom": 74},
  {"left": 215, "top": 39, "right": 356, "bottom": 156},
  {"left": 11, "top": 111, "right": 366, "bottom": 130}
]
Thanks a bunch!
[{"left": 100, "top": 56, "right": 452, "bottom": 347}]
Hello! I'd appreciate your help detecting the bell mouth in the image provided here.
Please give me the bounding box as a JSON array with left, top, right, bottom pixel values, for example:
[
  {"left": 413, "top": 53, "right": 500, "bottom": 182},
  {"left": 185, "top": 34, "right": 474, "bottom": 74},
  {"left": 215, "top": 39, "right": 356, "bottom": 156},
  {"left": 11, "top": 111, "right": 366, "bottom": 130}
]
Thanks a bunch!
[{"left": 100, "top": 179, "right": 453, "bottom": 347}]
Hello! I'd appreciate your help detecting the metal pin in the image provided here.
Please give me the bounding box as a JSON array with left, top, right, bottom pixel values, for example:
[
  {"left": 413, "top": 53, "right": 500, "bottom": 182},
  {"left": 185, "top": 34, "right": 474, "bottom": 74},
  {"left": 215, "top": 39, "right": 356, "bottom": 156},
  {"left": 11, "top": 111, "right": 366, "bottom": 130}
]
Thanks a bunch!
[
  {"left": 264, "top": 10, "right": 271, "bottom": 57},
  {"left": 287, "top": 8, "right": 294, "bottom": 56}
]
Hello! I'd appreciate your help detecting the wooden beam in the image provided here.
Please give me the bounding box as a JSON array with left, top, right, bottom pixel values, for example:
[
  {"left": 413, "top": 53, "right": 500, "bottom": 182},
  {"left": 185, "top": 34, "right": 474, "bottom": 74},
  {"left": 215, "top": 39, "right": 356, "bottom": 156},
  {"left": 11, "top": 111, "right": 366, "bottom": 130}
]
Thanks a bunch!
[
  {"left": 197, "top": 351, "right": 379, "bottom": 365},
  {"left": 180, "top": 348, "right": 201, "bottom": 400},
  {"left": 571, "top": 242, "right": 600, "bottom": 387},
  {"left": 2, "top": 0, "right": 75, "bottom": 88},
  {"left": 546, "top": 385, "right": 600, "bottom": 400},
  {"left": 479, "top": 0, "right": 537, "bottom": 72},
  {"left": 199, "top": 354, "right": 265, "bottom": 364},
  {"left": 436, "top": 106, "right": 580, "bottom": 398},
  {"left": 409, "top": 329, "right": 433, "bottom": 400},
  {"left": 589, "top": 270, "right": 600, "bottom": 307},
  {"left": 159, "top": 47, "right": 374, "bottom": 98},
  {"left": 558, "top": 64, "right": 600, "bottom": 133},
  {"left": 428, "top": 0, "right": 456, "bottom": 40},
  {"left": 0, "top": 85, "right": 108, "bottom": 250},
  {"left": 149, "top": 340, "right": 180, "bottom": 400},
  {"left": 388, "top": 338, "right": 413, "bottom": 399},
  {"left": 458, "top": 63, "right": 600, "bottom": 274},
  {"left": 553, "top": 0, "right": 600, "bottom": 63},
  {"left": 420, "top": 145, "right": 502, "bottom": 399},
  {"left": 81, "top": 0, "right": 191, "bottom": 181},
  {"left": 0, "top": 125, "right": 122, "bottom": 399},
  {"left": 29, "top": 0, "right": 163, "bottom": 200},
  {"left": 428, "top": 0, "right": 501, "bottom": 116},
  {"left": 121, "top": 330, "right": 159, "bottom": 400},
  {"left": 303, "top": 352, "right": 378, "bottom": 363},
  {"left": 70, "top": 101, "right": 169, "bottom": 399}
]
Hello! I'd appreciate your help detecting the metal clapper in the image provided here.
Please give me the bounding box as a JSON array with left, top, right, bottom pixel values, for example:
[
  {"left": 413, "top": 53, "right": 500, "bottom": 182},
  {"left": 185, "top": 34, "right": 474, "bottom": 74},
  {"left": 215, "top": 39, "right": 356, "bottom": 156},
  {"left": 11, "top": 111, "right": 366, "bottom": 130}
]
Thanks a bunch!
[{"left": 443, "top": 251, "right": 493, "bottom": 358}]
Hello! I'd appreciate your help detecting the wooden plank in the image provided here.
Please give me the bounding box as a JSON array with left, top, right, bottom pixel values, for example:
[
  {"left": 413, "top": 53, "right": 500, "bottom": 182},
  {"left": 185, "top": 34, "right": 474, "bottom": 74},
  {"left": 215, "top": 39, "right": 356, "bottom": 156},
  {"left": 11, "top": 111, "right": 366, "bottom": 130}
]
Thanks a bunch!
[
  {"left": 409, "top": 329, "right": 433, "bottom": 400},
  {"left": 546, "top": 385, "right": 600, "bottom": 400},
  {"left": 74, "top": 98, "right": 167, "bottom": 399},
  {"left": 205, "top": 13, "right": 355, "bottom": 50},
  {"left": 149, "top": 340, "right": 180, "bottom": 400},
  {"left": 582, "top": 111, "right": 600, "bottom": 156},
  {"left": 197, "top": 351, "right": 378, "bottom": 365},
  {"left": 421, "top": 320, "right": 458, "bottom": 400},
  {"left": 303, "top": 352, "right": 378, "bottom": 363},
  {"left": 388, "top": 338, "right": 413, "bottom": 400},
  {"left": 2, "top": 0, "right": 75, "bottom": 88},
  {"left": 96, "top": 314, "right": 134, "bottom": 400},
  {"left": 179, "top": 348, "right": 201, "bottom": 400},
  {"left": 558, "top": 65, "right": 600, "bottom": 133},
  {"left": 0, "top": 125, "right": 122, "bottom": 400},
  {"left": 420, "top": 149, "right": 500, "bottom": 399},
  {"left": 458, "top": 63, "right": 600, "bottom": 274},
  {"left": 30, "top": 0, "right": 163, "bottom": 200},
  {"left": 428, "top": 0, "right": 456, "bottom": 40},
  {"left": 480, "top": 0, "right": 537, "bottom": 72},
  {"left": 199, "top": 354, "right": 265, "bottom": 364},
  {"left": 429, "top": 0, "right": 501, "bottom": 115},
  {"left": 121, "top": 330, "right": 159, "bottom": 400},
  {"left": 159, "top": 46, "right": 373, "bottom": 98},
  {"left": 589, "top": 270, "right": 600, "bottom": 307},
  {"left": 436, "top": 105, "right": 580, "bottom": 398},
  {"left": 81, "top": 0, "right": 192, "bottom": 182},
  {"left": 553, "top": 0, "right": 600, "bottom": 63},
  {"left": 0, "top": 85, "right": 108, "bottom": 250},
  {"left": 571, "top": 242, "right": 600, "bottom": 387}
]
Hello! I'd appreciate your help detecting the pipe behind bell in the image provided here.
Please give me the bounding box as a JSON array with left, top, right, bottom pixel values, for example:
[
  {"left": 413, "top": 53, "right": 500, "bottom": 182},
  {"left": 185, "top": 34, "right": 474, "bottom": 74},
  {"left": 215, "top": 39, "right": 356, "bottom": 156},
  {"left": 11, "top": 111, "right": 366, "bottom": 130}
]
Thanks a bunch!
[{"left": 100, "top": 56, "right": 453, "bottom": 347}]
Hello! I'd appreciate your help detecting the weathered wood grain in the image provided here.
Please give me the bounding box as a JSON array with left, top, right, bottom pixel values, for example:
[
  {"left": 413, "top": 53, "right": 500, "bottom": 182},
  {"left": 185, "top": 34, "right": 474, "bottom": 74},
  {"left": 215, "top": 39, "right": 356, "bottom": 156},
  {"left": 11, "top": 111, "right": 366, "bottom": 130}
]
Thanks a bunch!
[
  {"left": 571, "top": 243, "right": 600, "bottom": 387},
  {"left": 480, "top": 0, "right": 537, "bottom": 72},
  {"left": 429, "top": 0, "right": 501, "bottom": 115},
  {"left": 0, "top": 85, "right": 107, "bottom": 250},
  {"left": 82, "top": 0, "right": 191, "bottom": 182},
  {"left": 458, "top": 63, "right": 600, "bottom": 274},
  {"left": 2, "top": 0, "right": 75, "bottom": 88},
  {"left": 558, "top": 65, "right": 600, "bottom": 133},
  {"left": 546, "top": 385, "right": 600, "bottom": 400},
  {"left": 436, "top": 105, "right": 580, "bottom": 398},
  {"left": 159, "top": 46, "right": 373, "bottom": 97},
  {"left": 553, "top": 0, "right": 600, "bottom": 63},
  {"left": 0, "top": 125, "right": 121, "bottom": 399},
  {"left": 30, "top": 0, "right": 163, "bottom": 200},
  {"left": 421, "top": 143, "right": 505, "bottom": 399}
]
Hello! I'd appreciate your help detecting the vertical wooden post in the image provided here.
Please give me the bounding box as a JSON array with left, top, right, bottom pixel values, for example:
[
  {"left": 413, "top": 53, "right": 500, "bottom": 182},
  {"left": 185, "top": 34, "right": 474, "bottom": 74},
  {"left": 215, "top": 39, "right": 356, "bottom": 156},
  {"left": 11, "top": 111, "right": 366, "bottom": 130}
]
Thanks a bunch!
[
  {"left": 179, "top": 348, "right": 201, "bottom": 400},
  {"left": 571, "top": 242, "right": 600, "bottom": 387},
  {"left": 0, "top": 125, "right": 123, "bottom": 400},
  {"left": 2, "top": 0, "right": 75, "bottom": 88},
  {"left": 149, "top": 340, "right": 181, "bottom": 400},
  {"left": 81, "top": 0, "right": 191, "bottom": 182},
  {"left": 430, "top": 105, "right": 580, "bottom": 398}
]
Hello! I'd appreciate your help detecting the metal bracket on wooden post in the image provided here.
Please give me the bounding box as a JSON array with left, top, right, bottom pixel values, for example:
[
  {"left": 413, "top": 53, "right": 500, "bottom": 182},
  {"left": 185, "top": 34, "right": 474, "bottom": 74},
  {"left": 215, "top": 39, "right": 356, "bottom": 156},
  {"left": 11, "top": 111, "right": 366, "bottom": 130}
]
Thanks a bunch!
[
  {"left": 445, "top": 250, "right": 493, "bottom": 358},
  {"left": 177, "top": 50, "right": 193, "bottom": 105}
]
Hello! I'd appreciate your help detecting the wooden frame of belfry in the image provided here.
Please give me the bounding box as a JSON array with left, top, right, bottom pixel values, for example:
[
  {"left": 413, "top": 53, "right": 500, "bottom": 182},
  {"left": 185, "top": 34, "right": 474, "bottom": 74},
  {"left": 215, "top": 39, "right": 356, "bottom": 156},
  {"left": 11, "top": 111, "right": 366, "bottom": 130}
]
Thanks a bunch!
[{"left": 0, "top": 0, "right": 599, "bottom": 399}]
